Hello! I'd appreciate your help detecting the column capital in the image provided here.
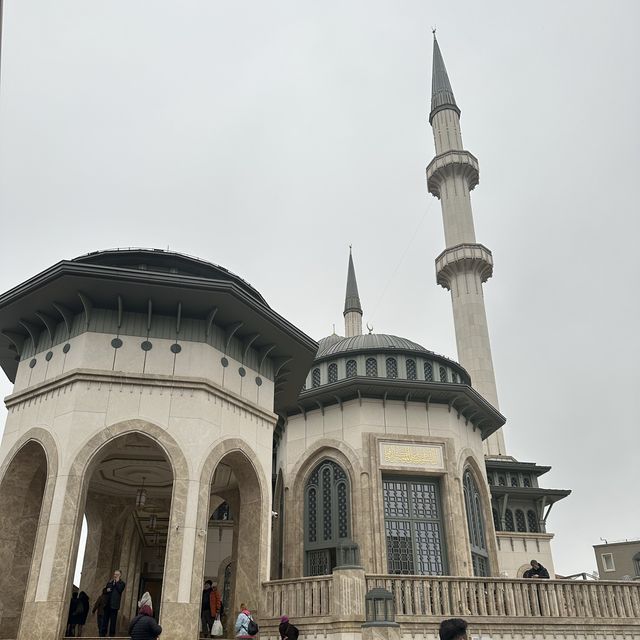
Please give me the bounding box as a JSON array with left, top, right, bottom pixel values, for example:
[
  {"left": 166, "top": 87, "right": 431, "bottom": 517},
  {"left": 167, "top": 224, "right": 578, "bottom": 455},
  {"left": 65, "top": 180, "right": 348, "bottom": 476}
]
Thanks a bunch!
[
  {"left": 426, "top": 150, "right": 479, "bottom": 198},
  {"left": 435, "top": 243, "right": 493, "bottom": 290}
]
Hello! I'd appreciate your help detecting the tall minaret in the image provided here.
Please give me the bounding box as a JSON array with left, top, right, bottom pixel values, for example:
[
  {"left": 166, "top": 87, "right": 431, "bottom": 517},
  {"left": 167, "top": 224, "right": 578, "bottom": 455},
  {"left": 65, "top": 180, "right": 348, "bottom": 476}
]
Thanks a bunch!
[
  {"left": 427, "top": 34, "right": 506, "bottom": 456},
  {"left": 344, "top": 247, "right": 363, "bottom": 337}
]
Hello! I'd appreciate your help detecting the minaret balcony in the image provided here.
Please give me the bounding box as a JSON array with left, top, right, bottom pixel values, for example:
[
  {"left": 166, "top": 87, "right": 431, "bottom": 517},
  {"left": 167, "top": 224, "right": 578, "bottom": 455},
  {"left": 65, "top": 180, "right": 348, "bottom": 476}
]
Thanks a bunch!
[
  {"left": 435, "top": 243, "right": 493, "bottom": 290},
  {"left": 426, "top": 149, "right": 479, "bottom": 198}
]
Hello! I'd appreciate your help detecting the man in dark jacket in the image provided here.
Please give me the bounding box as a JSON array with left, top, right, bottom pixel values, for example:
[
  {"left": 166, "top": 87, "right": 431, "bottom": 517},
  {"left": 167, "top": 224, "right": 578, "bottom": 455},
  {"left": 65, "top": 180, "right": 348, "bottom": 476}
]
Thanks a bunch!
[
  {"left": 100, "top": 570, "right": 126, "bottom": 637},
  {"left": 128, "top": 605, "right": 162, "bottom": 640},
  {"left": 525, "top": 559, "right": 550, "bottom": 579}
]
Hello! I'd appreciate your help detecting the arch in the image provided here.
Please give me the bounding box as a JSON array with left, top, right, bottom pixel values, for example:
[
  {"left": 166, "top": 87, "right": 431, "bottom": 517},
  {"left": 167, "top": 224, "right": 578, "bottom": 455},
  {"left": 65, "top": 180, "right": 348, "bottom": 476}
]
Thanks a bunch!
[
  {"left": 0, "top": 438, "right": 49, "bottom": 639},
  {"left": 0, "top": 427, "right": 59, "bottom": 485},
  {"left": 287, "top": 440, "right": 363, "bottom": 578},
  {"left": 406, "top": 358, "right": 417, "bottom": 380},
  {"left": 517, "top": 563, "right": 532, "bottom": 578},
  {"left": 195, "top": 438, "right": 270, "bottom": 624},
  {"left": 312, "top": 368, "right": 321, "bottom": 388},
  {"left": 424, "top": 361, "right": 433, "bottom": 381},
  {"left": 61, "top": 420, "right": 188, "bottom": 636},
  {"left": 365, "top": 357, "right": 378, "bottom": 377},
  {"left": 385, "top": 357, "right": 398, "bottom": 379},
  {"left": 345, "top": 359, "right": 357, "bottom": 377},
  {"left": 328, "top": 363, "right": 338, "bottom": 384}
]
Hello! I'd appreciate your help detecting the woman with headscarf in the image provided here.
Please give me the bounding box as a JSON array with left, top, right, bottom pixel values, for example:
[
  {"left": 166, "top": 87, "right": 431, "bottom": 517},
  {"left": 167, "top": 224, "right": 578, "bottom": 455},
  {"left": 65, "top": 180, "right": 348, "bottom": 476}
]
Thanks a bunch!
[
  {"left": 75, "top": 591, "right": 90, "bottom": 637},
  {"left": 128, "top": 592, "right": 162, "bottom": 640},
  {"left": 279, "top": 615, "right": 299, "bottom": 640}
]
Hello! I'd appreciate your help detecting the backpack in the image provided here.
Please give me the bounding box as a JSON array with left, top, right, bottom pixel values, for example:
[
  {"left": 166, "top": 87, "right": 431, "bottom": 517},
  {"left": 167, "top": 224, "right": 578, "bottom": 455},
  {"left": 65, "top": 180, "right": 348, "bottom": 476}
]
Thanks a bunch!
[{"left": 247, "top": 617, "right": 259, "bottom": 636}]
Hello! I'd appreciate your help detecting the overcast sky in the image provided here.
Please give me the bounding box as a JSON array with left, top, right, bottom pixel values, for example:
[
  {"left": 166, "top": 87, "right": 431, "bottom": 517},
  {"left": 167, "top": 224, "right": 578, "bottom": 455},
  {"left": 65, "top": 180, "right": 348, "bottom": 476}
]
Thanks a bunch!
[{"left": 1, "top": 1, "right": 638, "bottom": 576}]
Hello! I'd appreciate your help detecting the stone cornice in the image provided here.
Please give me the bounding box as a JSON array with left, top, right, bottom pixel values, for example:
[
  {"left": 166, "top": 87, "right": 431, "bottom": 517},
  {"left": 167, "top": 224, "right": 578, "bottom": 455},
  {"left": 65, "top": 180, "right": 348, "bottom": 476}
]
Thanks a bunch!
[
  {"left": 4, "top": 368, "right": 278, "bottom": 423},
  {"left": 426, "top": 149, "right": 479, "bottom": 198}
]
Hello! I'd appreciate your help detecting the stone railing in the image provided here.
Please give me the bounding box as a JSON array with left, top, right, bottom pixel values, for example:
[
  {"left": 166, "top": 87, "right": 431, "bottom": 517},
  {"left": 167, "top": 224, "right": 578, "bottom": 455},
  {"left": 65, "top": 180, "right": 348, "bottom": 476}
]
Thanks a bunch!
[
  {"left": 365, "top": 574, "right": 640, "bottom": 620},
  {"left": 262, "top": 575, "right": 333, "bottom": 619}
]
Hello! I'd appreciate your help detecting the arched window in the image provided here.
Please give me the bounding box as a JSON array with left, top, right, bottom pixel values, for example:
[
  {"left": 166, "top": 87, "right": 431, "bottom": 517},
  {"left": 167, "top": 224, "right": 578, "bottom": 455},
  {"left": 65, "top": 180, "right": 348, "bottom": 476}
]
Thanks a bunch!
[
  {"left": 451, "top": 372, "right": 458, "bottom": 383},
  {"left": 406, "top": 359, "right": 417, "bottom": 380},
  {"left": 515, "top": 509, "right": 526, "bottom": 532},
  {"left": 366, "top": 358, "right": 378, "bottom": 377},
  {"left": 328, "top": 363, "right": 338, "bottom": 383},
  {"left": 504, "top": 509, "right": 515, "bottom": 532},
  {"left": 439, "top": 365, "right": 447, "bottom": 382},
  {"left": 510, "top": 475, "right": 518, "bottom": 487},
  {"left": 527, "top": 509, "right": 539, "bottom": 533},
  {"left": 424, "top": 361, "right": 433, "bottom": 381},
  {"left": 346, "top": 359, "right": 357, "bottom": 377},
  {"left": 312, "top": 368, "right": 321, "bottom": 388},
  {"left": 498, "top": 474, "right": 506, "bottom": 487},
  {"left": 463, "top": 469, "right": 490, "bottom": 576},
  {"left": 386, "top": 357, "right": 398, "bottom": 378},
  {"left": 304, "top": 460, "right": 351, "bottom": 576},
  {"left": 523, "top": 475, "right": 532, "bottom": 488}
]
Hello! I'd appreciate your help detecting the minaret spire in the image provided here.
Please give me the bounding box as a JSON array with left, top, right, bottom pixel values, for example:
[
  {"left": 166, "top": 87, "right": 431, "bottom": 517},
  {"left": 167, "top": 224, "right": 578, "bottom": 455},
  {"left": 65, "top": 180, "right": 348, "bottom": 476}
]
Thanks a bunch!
[
  {"left": 430, "top": 33, "right": 460, "bottom": 124},
  {"left": 427, "top": 36, "right": 506, "bottom": 456},
  {"left": 343, "top": 246, "right": 363, "bottom": 337}
]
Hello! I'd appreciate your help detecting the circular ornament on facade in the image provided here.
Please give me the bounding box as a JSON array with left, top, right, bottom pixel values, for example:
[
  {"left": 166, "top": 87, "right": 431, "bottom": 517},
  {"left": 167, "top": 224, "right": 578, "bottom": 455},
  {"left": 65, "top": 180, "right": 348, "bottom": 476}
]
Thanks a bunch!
[
  {"left": 63, "top": 343, "right": 71, "bottom": 354},
  {"left": 255, "top": 376, "right": 263, "bottom": 386},
  {"left": 221, "top": 357, "right": 229, "bottom": 367},
  {"left": 45, "top": 351, "right": 53, "bottom": 361},
  {"left": 170, "top": 343, "right": 182, "bottom": 354},
  {"left": 29, "top": 358, "right": 37, "bottom": 368},
  {"left": 141, "top": 341, "right": 153, "bottom": 351},
  {"left": 111, "top": 338, "right": 123, "bottom": 349},
  {"left": 238, "top": 367, "right": 246, "bottom": 377}
]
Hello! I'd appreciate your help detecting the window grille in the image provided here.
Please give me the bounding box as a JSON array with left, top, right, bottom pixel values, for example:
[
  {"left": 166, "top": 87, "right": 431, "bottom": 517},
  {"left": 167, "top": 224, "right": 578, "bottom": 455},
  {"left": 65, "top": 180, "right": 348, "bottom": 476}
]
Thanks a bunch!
[
  {"left": 386, "top": 357, "right": 398, "bottom": 378},
  {"left": 406, "top": 359, "right": 417, "bottom": 380},
  {"left": 527, "top": 510, "right": 539, "bottom": 533},
  {"left": 498, "top": 475, "right": 506, "bottom": 486},
  {"left": 424, "top": 361, "right": 433, "bottom": 381},
  {"left": 328, "top": 363, "right": 338, "bottom": 383},
  {"left": 305, "top": 460, "right": 351, "bottom": 576},
  {"left": 312, "top": 368, "right": 321, "bottom": 388},
  {"left": 492, "top": 508, "right": 500, "bottom": 531},
  {"left": 487, "top": 474, "right": 494, "bottom": 486},
  {"left": 510, "top": 475, "right": 518, "bottom": 487},
  {"left": 383, "top": 477, "right": 446, "bottom": 576},
  {"left": 451, "top": 372, "right": 458, "bottom": 383},
  {"left": 515, "top": 509, "right": 526, "bottom": 532},
  {"left": 463, "top": 469, "right": 490, "bottom": 576},
  {"left": 366, "top": 357, "right": 378, "bottom": 377},
  {"left": 523, "top": 475, "right": 531, "bottom": 487},
  {"left": 439, "top": 366, "right": 447, "bottom": 382},
  {"left": 504, "top": 509, "right": 515, "bottom": 532},
  {"left": 346, "top": 359, "right": 357, "bottom": 377}
]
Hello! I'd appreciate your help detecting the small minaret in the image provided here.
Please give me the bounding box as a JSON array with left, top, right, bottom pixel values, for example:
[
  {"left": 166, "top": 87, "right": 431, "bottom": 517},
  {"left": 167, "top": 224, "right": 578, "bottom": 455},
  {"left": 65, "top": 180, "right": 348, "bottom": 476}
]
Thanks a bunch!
[
  {"left": 427, "top": 34, "right": 506, "bottom": 456},
  {"left": 344, "top": 247, "right": 363, "bottom": 337}
]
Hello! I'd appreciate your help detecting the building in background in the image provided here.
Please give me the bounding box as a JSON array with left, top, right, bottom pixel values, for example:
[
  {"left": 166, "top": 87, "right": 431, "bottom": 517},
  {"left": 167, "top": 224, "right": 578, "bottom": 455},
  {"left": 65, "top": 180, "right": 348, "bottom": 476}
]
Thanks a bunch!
[{"left": 594, "top": 539, "right": 640, "bottom": 581}]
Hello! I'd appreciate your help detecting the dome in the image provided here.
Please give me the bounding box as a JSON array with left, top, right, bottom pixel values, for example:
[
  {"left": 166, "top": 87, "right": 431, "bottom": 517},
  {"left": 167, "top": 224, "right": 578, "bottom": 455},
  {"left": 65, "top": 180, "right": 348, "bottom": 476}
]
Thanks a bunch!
[{"left": 316, "top": 333, "right": 433, "bottom": 359}]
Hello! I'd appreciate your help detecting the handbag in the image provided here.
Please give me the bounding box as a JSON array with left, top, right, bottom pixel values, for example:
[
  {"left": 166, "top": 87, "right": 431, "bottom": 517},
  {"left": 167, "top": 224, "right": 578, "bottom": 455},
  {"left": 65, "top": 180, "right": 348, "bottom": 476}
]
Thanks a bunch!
[{"left": 211, "top": 615, "right": 223, "bottom": 637}]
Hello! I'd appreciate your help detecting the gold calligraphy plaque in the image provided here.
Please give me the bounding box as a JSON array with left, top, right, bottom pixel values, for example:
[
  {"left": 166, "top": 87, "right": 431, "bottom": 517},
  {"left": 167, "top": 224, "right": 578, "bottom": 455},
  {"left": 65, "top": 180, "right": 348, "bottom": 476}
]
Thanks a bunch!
[{"left": 380, "top": 443, "right": 443, "bottom": 469}]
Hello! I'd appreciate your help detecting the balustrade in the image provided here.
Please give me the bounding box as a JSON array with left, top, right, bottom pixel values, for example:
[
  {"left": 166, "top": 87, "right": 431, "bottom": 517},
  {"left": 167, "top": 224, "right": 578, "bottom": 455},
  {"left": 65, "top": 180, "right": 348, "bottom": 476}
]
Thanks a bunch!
[{"left": 262, "top": 576, "right": 333, "bottom": 619}]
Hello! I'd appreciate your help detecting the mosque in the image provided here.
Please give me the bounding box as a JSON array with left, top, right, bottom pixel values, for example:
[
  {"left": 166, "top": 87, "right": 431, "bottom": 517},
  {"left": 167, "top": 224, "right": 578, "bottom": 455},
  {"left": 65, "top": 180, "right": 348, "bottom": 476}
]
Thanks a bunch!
[{"left": 0, "top": 35, "right": 636, "bottom": 640}]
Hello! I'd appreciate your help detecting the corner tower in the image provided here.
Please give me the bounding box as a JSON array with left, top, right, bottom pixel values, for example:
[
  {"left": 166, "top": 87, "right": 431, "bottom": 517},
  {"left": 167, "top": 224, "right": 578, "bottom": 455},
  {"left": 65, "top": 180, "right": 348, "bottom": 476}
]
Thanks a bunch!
[{"left": 427, "top": 34, "right": 506, "bottom": 456}]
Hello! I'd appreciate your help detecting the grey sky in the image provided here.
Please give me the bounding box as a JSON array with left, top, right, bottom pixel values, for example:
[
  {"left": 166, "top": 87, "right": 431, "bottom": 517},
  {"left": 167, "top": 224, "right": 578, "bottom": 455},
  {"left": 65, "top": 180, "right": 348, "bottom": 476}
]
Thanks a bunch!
[{"left": 0, "top": 1, "right": 638, "bottom": 576}]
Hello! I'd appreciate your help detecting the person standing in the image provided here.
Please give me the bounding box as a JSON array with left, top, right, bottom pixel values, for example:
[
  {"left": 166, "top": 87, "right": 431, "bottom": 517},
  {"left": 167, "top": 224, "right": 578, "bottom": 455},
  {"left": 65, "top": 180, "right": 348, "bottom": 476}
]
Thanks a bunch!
[
  {"left": 201, "top": 580, "right": 222, "bottom": 637},
  {"left": 76, "top": 591, "right": 90, "bottom": 637},
  {"left": 100, "top": 570, "right": 126, "bottom": 637},
  {"left": 235, "top": 603, "right": 256, "bottom": 639},
  {"left": 525, "top": 559, "right": 550, "bottom": 579},
  {"left": 92, "top": 588, "right": 109, "bottom": 636}
]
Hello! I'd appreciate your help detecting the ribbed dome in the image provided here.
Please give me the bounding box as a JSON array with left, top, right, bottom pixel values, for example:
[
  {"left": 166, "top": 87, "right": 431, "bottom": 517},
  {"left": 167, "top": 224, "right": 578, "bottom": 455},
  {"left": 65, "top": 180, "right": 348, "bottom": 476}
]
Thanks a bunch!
[{"left": 316, "top": 333, "right": 432, "bottom": 359}]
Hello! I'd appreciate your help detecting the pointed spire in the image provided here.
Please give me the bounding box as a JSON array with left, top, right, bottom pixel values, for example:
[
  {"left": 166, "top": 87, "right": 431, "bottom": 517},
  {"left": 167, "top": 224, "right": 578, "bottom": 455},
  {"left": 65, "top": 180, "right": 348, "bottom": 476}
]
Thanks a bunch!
[
  {"left": 429, "top": 33, "right": 460, "bottom": 124},
  {"left": 344, "top": 246, "right": 362, "bottom": 315},
  {"left": 343, "top": 246, "right": 363, "bottom": 337}
]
